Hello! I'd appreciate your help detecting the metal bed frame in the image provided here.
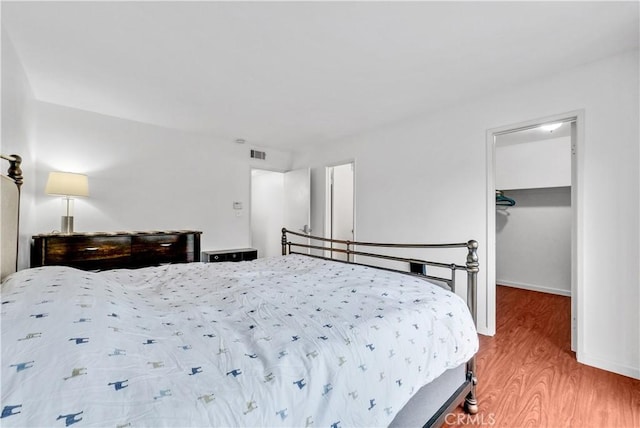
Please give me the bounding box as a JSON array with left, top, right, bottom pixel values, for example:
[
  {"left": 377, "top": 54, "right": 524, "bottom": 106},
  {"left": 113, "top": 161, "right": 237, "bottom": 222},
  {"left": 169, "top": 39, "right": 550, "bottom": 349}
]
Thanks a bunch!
[
  {"left": 1, "top": 154, "right": 479, "bottom": 425},
  {"left": 281, "top": 228, "right": 479, "bottom": 426}
]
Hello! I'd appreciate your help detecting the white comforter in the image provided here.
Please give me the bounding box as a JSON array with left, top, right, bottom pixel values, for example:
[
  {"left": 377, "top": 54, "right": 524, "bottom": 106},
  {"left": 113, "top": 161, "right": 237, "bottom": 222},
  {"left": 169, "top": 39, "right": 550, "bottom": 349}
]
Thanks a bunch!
[{"left": 1, "top": 255, "right": 477, "bottom": 427}]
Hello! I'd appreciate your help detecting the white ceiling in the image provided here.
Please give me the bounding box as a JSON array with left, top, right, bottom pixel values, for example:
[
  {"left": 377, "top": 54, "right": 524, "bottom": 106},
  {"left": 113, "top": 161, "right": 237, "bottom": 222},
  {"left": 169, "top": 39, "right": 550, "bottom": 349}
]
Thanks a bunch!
[{"left": 2, "top": 1, "right": 638, "bottom": 152}]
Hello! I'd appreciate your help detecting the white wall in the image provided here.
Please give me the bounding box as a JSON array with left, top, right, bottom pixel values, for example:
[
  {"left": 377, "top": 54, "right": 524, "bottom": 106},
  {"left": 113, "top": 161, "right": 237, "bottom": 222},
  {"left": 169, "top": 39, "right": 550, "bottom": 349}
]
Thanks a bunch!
[
  {"left": 251, "top": 169, "right": 284, "bottom": 258},
  {"left": 293, "top": 49, "right": 640, "bottom": 379},
  {"left": 1, "top": 31, "right": 36, "bottom": 269},
  {"left": 30, "top": 101, "right": 292, "bottom": 256},
  {"left": 496, "top": 136, "right": 571, "bottom": 190},
  {"left": 496, "top": 188, "right": 571, "bottom": 295}
]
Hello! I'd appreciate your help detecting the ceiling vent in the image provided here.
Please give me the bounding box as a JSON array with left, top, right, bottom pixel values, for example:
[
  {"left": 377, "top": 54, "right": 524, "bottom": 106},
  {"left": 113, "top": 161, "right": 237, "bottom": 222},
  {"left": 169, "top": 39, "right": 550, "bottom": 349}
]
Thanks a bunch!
[{"left": 250, "top": 149, "right": 266, "bottom": 160}]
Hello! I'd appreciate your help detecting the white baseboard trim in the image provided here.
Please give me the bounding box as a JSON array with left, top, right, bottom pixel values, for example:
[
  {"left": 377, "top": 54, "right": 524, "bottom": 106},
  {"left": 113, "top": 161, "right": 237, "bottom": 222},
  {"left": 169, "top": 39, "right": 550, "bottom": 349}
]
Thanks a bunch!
[
  {"left": 496, "top": 280, "right": 571, "bottom": 297},
  {"left": 578, "top": 353, "right": 640, "bottom": 380}
]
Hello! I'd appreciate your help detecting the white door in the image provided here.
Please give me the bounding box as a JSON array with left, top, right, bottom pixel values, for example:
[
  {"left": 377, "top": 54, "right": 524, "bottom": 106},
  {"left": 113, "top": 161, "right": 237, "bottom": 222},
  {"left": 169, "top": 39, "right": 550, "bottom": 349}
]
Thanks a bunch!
[
  {"left": 251, "top": 169, "right": 285, "bottom": 258},
  {"left": 283, "top": 168, "right": 311, "bottom": 253},
  {"left": 326, "top": 163, "right": 355, "bottom": 261}
]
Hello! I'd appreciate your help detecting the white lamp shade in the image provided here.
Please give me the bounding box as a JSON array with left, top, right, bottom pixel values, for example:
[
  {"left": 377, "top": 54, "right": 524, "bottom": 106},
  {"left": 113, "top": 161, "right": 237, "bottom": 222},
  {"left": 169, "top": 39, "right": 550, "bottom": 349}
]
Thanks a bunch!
[{"left": 45, "top": 172, "right": 89, "bottom": 197}]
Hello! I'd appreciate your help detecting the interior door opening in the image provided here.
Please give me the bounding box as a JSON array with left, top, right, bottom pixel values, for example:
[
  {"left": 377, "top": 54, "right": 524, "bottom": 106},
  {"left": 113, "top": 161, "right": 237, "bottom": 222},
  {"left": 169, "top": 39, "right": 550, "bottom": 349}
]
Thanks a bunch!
[
  {"left": 487, "top": 113, "right": 581, "bottom": 355},
  {"left": 325, "top": 162, "right": 355, "bottom": 261},
  {"left": 251, "top": 168, "right": 310, "bottom": 259}
]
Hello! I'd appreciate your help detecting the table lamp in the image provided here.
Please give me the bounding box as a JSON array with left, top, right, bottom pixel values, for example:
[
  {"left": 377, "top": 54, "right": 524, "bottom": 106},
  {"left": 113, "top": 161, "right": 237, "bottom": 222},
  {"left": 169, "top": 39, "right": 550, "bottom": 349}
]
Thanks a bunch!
[{"left": 45, "top": 171, "right": 89, "bottom": 234}]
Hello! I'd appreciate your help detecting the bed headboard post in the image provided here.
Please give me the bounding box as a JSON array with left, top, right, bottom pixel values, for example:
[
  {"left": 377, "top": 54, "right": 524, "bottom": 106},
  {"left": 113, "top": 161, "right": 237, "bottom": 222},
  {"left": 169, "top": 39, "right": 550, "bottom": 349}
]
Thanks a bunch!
[
  {"left": 281, "top": 228, "right": 288, "bottom": 255},
  {"left": 1, "top": 154, "right": 23, "bottom": 280},
  {"left": 465, "top": 240, "right": 479, "bottom": 326},
  {"left": 3, "top": 154, "right": 23, "bottom": 189}
]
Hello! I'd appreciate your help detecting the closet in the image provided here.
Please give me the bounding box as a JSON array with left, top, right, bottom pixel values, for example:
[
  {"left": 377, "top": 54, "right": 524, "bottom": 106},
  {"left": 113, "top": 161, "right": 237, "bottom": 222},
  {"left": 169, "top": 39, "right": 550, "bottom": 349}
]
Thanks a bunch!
[{"left": 495, "top": 126, "right": 572, "bottom": 296}]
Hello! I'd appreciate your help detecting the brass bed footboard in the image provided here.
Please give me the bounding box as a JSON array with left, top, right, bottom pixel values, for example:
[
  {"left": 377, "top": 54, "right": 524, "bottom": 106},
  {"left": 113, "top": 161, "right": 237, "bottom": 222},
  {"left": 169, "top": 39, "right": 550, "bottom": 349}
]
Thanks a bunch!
[{"left": 281, "top": 227, "right": 479, "bottom": 420}]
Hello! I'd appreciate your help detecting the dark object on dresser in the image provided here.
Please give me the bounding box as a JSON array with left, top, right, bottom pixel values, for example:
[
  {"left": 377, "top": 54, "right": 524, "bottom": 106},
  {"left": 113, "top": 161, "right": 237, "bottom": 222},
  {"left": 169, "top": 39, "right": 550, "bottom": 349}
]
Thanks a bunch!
[
  {"left": 31, "top": 230, "right": 202, "bottom": 270},
  {"left": 202, "top": 248, "right": 257, "bottom": 263}
]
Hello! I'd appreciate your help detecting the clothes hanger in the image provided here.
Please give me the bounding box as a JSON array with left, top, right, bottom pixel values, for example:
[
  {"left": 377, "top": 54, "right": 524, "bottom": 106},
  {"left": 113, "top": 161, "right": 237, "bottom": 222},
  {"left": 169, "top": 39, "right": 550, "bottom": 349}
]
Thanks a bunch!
[{"left": 496, "top": 190, "right": 516, "bottom": 206}]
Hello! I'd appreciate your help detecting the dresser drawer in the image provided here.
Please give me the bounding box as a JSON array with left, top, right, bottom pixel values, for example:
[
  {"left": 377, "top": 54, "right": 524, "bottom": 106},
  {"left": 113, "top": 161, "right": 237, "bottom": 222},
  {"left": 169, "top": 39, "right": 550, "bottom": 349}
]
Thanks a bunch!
[
  {"left": 207, "top": 252, "right": 228, "bottom": 262},
  {"left": 43, "top": 236, "right": 131, "bottom": 269},
  {"left": 239, "top": 249, "right": 257, "bottom": 261},
  {"left": 131, "top": 234, "right": 188, "bottom": 265},
  {"left": 203, "top": 248, "right": 258, "bottom": 263}
]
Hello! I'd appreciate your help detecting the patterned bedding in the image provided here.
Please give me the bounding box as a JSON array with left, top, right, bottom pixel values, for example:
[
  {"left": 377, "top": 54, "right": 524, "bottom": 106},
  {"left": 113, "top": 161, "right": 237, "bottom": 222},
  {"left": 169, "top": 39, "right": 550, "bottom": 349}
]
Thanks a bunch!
[{"left": 1, "top": 254, "right": 478, "bottom": 427}]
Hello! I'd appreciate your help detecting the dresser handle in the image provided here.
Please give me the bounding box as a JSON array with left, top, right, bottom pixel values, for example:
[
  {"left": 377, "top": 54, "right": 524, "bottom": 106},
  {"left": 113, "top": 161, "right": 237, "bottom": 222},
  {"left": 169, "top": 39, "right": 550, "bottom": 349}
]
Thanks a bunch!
[
  {"left": 84, "top": 247, "right": 99, "bottom": 251},
  {"left": 160, "top": 243, "right": 172, "bottom": 247}
]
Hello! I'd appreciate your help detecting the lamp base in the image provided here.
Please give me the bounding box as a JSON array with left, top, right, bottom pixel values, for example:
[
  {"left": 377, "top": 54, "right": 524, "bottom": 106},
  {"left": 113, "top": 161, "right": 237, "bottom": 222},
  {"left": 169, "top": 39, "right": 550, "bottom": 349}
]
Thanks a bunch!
[{"left": 61, "top": 216, "right": 74, "bottom": 234}]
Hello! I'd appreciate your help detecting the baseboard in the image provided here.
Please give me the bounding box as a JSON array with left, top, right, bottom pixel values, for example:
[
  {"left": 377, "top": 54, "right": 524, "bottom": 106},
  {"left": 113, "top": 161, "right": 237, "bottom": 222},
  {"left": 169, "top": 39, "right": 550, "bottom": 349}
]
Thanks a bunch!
[
  {"left": 496, "top": 280, "right": 571, "bottom": 297},
  {"left": 578, "top": 353, "right": 640, "bottom": 380}
]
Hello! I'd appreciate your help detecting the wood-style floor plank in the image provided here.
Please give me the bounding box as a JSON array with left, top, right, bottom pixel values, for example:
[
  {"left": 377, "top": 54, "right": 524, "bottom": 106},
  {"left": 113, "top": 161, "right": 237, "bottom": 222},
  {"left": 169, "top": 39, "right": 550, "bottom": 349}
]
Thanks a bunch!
[{"left": 443, "top": 285, "right": 640, "bottom": 428}]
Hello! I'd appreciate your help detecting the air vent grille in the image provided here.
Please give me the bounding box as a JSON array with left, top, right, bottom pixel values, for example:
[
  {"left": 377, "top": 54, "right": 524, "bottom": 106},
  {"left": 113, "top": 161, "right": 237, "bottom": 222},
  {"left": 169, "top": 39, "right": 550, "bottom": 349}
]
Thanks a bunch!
[{"left": 250, "top": 150, "right": 266, "bottom": 160}]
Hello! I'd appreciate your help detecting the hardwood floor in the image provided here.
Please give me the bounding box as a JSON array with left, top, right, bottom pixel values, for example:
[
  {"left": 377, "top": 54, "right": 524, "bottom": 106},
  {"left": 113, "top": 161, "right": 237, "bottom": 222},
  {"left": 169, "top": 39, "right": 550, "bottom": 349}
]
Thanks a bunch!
[{"left": 443, "top": 285, "right": 640, "bottom": 428}]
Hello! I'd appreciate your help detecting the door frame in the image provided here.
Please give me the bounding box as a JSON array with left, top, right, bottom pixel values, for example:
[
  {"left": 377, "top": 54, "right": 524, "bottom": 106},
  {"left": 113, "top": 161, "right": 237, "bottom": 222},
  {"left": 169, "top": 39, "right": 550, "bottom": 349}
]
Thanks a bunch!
[{"left": 485, "top": 110, "right": 584, "bottom": 355}]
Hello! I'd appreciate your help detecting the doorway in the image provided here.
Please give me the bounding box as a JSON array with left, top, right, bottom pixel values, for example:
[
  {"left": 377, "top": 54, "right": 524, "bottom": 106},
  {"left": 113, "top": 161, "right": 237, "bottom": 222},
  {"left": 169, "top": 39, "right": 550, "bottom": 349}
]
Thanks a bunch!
[
  {"left": 487, "top": 111, "right": 583, "bottom": 354},
  {"left": 325, "top": 162, "right": 355, "bottom": 261},
  {"left": 251, "top": 168, "right": 311, "bottom": 259},
  {"left": 495, "top": 124, "right": 572, "bottom": 296}
]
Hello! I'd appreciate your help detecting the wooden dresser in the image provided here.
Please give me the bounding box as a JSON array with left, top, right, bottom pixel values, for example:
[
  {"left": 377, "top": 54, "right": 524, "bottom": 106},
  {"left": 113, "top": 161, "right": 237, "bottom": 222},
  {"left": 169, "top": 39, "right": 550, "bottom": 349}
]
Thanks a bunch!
[{"left": 31, "top": 230, "right": 202, "bottom": 271}]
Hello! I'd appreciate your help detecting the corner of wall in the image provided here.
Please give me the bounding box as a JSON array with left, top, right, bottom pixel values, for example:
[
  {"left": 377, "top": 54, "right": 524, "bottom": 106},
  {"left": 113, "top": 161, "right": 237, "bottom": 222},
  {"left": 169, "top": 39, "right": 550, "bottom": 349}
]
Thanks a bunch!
[{"left": 2, "top": 28, "right": 38, "bottom": 270}]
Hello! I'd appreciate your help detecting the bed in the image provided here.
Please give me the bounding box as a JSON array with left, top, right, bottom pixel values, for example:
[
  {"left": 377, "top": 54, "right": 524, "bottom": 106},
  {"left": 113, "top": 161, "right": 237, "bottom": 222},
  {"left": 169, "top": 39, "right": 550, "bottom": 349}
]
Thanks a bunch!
[{"left": 0, "top": 154, "right": 479, "bottom": 427}]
